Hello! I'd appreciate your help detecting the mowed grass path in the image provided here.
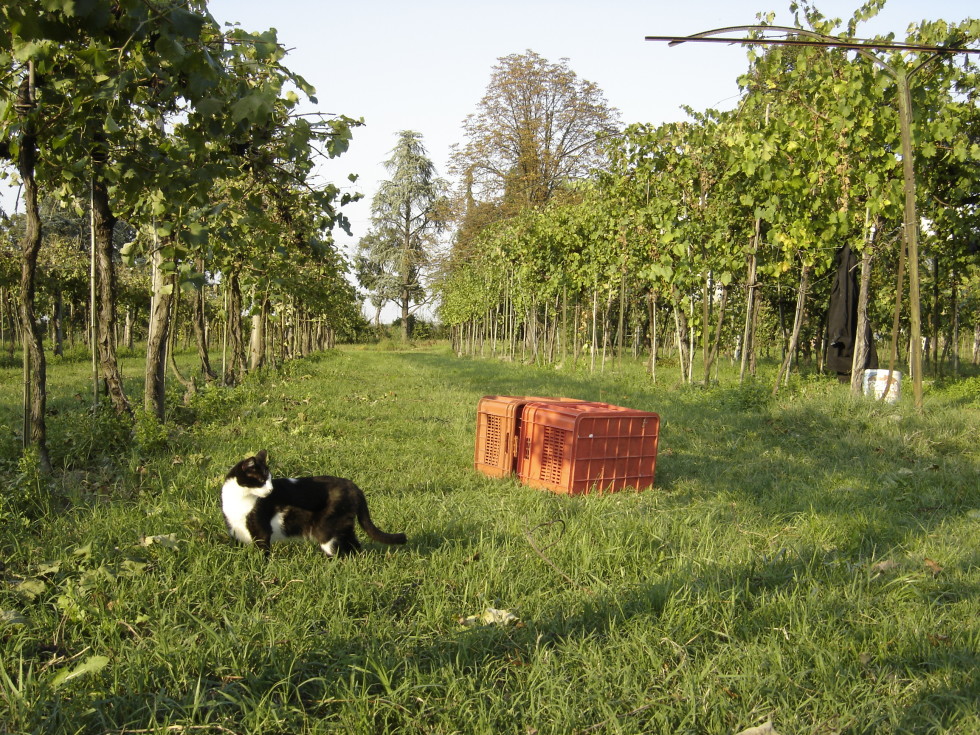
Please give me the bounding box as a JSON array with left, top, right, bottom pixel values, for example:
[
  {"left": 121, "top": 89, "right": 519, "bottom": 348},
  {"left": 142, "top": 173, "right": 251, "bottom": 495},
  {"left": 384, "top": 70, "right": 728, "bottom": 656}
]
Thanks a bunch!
[{"left": 1, "top": 344, "right": 978, "bottom": 734}]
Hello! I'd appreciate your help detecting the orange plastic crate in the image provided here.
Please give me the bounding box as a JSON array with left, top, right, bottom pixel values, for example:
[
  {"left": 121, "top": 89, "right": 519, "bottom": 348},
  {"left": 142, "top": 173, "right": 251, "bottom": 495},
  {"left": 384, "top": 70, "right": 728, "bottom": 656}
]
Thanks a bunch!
[
  {"left": 474, "top": 396, "right": 581, "bottom": 478},
  {"left": 516, "top": 402, "right": 660, "bottom": 494}
]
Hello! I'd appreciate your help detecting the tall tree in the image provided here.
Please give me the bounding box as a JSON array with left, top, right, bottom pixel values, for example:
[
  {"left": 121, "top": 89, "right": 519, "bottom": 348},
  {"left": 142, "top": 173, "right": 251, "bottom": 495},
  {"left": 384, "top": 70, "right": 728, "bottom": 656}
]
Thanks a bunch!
[
  {"left": 359, "top": 131, "right": 444, "bottom": 340},
  {"left": 7, "top": 65, "right": 51, "bottom": 471},
  {"left": 450, "top": 50, "right": 619, "bottom": 213}
]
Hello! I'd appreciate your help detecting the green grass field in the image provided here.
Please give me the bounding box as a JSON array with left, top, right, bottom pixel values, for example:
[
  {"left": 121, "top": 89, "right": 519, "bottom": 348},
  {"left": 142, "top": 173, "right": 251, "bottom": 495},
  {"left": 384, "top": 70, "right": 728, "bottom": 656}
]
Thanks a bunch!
[{"left": 1, "top": 344, "right": 978, "bottom": 734}]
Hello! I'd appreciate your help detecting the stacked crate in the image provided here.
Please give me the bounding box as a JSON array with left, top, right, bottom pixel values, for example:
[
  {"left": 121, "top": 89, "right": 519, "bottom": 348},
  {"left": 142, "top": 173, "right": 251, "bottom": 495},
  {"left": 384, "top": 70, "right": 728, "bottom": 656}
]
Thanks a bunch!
[
  {"left": 474, "top": 395, "right": 575, "bottom": 478},
  {"left": 474, "top": 396, "right": 660, "bottom": 494}
]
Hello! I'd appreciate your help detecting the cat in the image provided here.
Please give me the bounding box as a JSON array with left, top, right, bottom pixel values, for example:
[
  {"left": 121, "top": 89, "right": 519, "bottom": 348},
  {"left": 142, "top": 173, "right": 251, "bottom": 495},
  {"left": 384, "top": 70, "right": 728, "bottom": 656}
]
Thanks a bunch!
[{"left": 221, "top": 450, "right": 407, "bottom": 557}]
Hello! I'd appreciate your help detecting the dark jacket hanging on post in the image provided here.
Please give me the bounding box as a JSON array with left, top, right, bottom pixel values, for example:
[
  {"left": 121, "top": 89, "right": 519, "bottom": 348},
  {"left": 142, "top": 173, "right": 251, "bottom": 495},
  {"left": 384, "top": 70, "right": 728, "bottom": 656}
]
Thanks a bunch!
[{"left": 826, "top": 244, "right": 877, "bottom": 379}]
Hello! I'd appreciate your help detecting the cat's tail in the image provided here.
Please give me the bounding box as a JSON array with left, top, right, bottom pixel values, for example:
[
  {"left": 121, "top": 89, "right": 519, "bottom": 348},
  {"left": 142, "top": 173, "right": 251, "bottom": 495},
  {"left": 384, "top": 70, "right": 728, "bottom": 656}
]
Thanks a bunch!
[{"left": 357, "top": 494, "right": 407, "bottom": 546}]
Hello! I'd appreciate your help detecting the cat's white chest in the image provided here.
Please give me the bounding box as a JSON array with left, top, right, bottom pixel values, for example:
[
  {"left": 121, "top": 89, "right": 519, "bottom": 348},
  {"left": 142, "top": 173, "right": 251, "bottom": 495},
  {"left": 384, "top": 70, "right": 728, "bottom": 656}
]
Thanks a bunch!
[{"left": 221, "top": 476, "right": 269, "bottom": 544}]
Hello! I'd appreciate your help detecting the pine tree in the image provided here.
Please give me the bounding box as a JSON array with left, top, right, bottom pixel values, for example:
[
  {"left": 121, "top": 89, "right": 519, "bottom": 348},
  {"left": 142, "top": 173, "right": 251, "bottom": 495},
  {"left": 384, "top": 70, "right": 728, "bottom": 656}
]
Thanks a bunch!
[{"left": 358, "top": 131, "right": 445, "bottom": 340}]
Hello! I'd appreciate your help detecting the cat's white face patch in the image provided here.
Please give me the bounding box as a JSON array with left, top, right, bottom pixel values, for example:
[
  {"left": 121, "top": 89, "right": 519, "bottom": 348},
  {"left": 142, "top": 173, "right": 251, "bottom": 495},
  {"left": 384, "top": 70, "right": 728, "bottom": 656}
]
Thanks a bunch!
[{"left": 251, "top": 476, "right": 273, "bottom": 498}]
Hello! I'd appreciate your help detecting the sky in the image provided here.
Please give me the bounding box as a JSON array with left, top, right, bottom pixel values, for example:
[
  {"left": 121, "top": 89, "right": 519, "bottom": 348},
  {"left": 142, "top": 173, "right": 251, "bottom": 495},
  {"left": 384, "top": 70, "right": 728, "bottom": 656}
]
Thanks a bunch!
[{"left": 4, "top": 0, "right": 976, "bottom": 320}]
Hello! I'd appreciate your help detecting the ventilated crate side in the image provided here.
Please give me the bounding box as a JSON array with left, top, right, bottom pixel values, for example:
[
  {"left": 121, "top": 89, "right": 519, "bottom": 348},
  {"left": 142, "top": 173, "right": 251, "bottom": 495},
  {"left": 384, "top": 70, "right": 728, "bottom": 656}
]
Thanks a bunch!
[
  {"left": 474, "top": 395, "right": 577, "bottom": 478},
  {"left": 518, "top": 402, "right": 660, "bottom": 495},
  {"left": 474, "top": 410, "right": 508, "bottom": 477}
]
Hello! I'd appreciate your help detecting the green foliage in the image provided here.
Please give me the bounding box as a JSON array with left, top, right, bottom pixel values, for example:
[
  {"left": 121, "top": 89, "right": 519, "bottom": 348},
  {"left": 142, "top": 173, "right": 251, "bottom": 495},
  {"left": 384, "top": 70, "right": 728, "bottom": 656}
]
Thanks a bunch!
[
  {"left": 185, "top": 381, "right": 249, "bottom": 425},
  {"left": 133, "top": 409, "right": 169, "bottom": 455},
  {"left": 711, "top": 377, "right": 774, "bottom": 411},
  {"left": 931, "top": 375, "right": 980, "bottom": 408},
  {"left": 54, "top": 403, "right": 133, "bottom": 468},
  {"left": 0, "top": 449, "right": 47, "bottom": 535}
]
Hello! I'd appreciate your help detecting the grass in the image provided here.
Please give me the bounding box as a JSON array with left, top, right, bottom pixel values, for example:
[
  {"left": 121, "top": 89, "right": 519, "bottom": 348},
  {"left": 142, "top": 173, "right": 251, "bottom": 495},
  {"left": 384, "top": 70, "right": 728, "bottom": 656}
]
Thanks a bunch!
[{"left": 1, "top": 343, "right": 978, "bottom": 734}]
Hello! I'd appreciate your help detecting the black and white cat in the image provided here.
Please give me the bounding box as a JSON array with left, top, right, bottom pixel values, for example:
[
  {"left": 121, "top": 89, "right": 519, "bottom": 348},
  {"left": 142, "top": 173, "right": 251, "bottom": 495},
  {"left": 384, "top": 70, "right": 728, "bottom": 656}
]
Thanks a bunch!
[{"left": 221, "top": 450, "right": 407, "bottom": 557}]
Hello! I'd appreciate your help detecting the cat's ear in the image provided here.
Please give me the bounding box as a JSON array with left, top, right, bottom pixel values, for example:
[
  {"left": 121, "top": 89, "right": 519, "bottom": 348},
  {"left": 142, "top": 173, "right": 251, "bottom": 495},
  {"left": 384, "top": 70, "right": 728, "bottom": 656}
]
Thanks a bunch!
[{"left": 256, "top": 450, "right": 268, "bottom": 464}]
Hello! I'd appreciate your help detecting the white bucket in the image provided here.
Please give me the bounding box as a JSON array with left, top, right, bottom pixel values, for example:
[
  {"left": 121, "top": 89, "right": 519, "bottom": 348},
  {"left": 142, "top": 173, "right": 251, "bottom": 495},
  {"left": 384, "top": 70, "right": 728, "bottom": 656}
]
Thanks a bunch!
[{"left": 862, "top": 369, "right": 901, "bottom": 404}]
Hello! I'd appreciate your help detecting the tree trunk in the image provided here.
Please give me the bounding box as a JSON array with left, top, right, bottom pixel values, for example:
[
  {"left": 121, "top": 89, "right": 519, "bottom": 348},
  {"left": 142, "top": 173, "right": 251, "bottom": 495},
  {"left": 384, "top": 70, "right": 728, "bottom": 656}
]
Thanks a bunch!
[
  {"left": 590, "top": 287, "right": 598, "bottom": 374},
  {"left": 704, "top": 282, "right": 729, "bottom": 381},
  {"left": 749, "top": 281, "right": 761, "bottom": 376},
  {"left": 223, "top": 271, "right": 246, "bottom": 386},
  {"left": 400, "top": 295, "right": 410, "bottom": 341},
  {"left": 617, "top": 272, "right": 626, "bottom": 366},
  {"left": 529, "top": 299, "right": 539, "bottom": 364},
  {"left": 124, "top": 307, "right": 133, "bottom": 350},
  {"left": 292, "top": 305, "right": 299, "bottom": 359},
  {"left": 671, "top": 285, "right": 690, "bottom": 384},
  {"left": 249, "top": 291, "right": 269, "bottom": 370},
  {"left": 400, "top": 204, "right": 413, "bottom": 343},
  {"left": 16, "top": 79, "right": 52, "bottom": 471},
  {"left": 741, "top": 224, "right": 761, "bottom": 384},
  {"left": 92, "top": 174, "right": 131, "bottom": 415},
  {"left": 549, "top": 294, "right": 559, "bottom": 365},
  {"left": 67, "top": 300, "right": 75, "bottom": 350},
  {"left": 279, "top": 309, "right": 288, "bottom": 365},
  {"left": 560, "top": 287, "right": 568, "bottom": 366},
  {"left": 2, "top": 287, "right": 13, "bottom": 358},
  {"left": 931, "top": 256, "right": 941, "bottom": 372},
  {"left": 303, "top": 306, "right": 314, "bottom": 357},
  {"left": 688, "top": 290, "right": 696, "bottom": 381},
  {"left": 772, "top": 264, "right": 811, "bottom": 395},
  {"left": 52, "top": 287, "right": 64, "bottom": 357},
  {"left": 950, "top": 266, "right": 959, "bottom": 376},
  {"left": 539, "top": 301, "right": 548, "bottom": 364},
  {"left": 885, "top": 225, "right": 908, "bottom": 395},
  {"left": 296, "top": 305, "right": 305, "bottom": 358},
  {"left": 601, "top": 289, "right": 614, "bottom": 374},
  {"left": 190, "top": 258, "right": 216, "bottom": 380},
  {"left": 701, "top": 274, "right": 711, "bottom": 381},
  {"left": 167, "top": 291, "right": 196, "bottom": 403},
  {"left": 776, "top": 284, "right": 788, "bottom": 365},
  {"left": 896, "top": 73, "right": 924, "bottom": 409},
  {"left": 144, "top": 237, "right": 175, "bottom": 420},
  {"left": 521, "top": 311, "right": 531, "bottom": 362},
  {"left": 511, "top": 299, "right": 518, "bottom": 362},
  {"left": 491, "top": 305, "right": 499, "bottom": 357},
  {"left": 648, "top": 290, "right": 658, "bottom": 382},
  {"left": 850, "top": 245, "right": 875, "bottom": 396}
]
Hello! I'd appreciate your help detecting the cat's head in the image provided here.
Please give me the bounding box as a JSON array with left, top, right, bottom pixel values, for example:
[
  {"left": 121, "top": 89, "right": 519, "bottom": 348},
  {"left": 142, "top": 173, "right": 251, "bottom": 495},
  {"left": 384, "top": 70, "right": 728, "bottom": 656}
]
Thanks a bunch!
[{"left": 227, "top": 450, "right": 273, "bottom": 497}]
